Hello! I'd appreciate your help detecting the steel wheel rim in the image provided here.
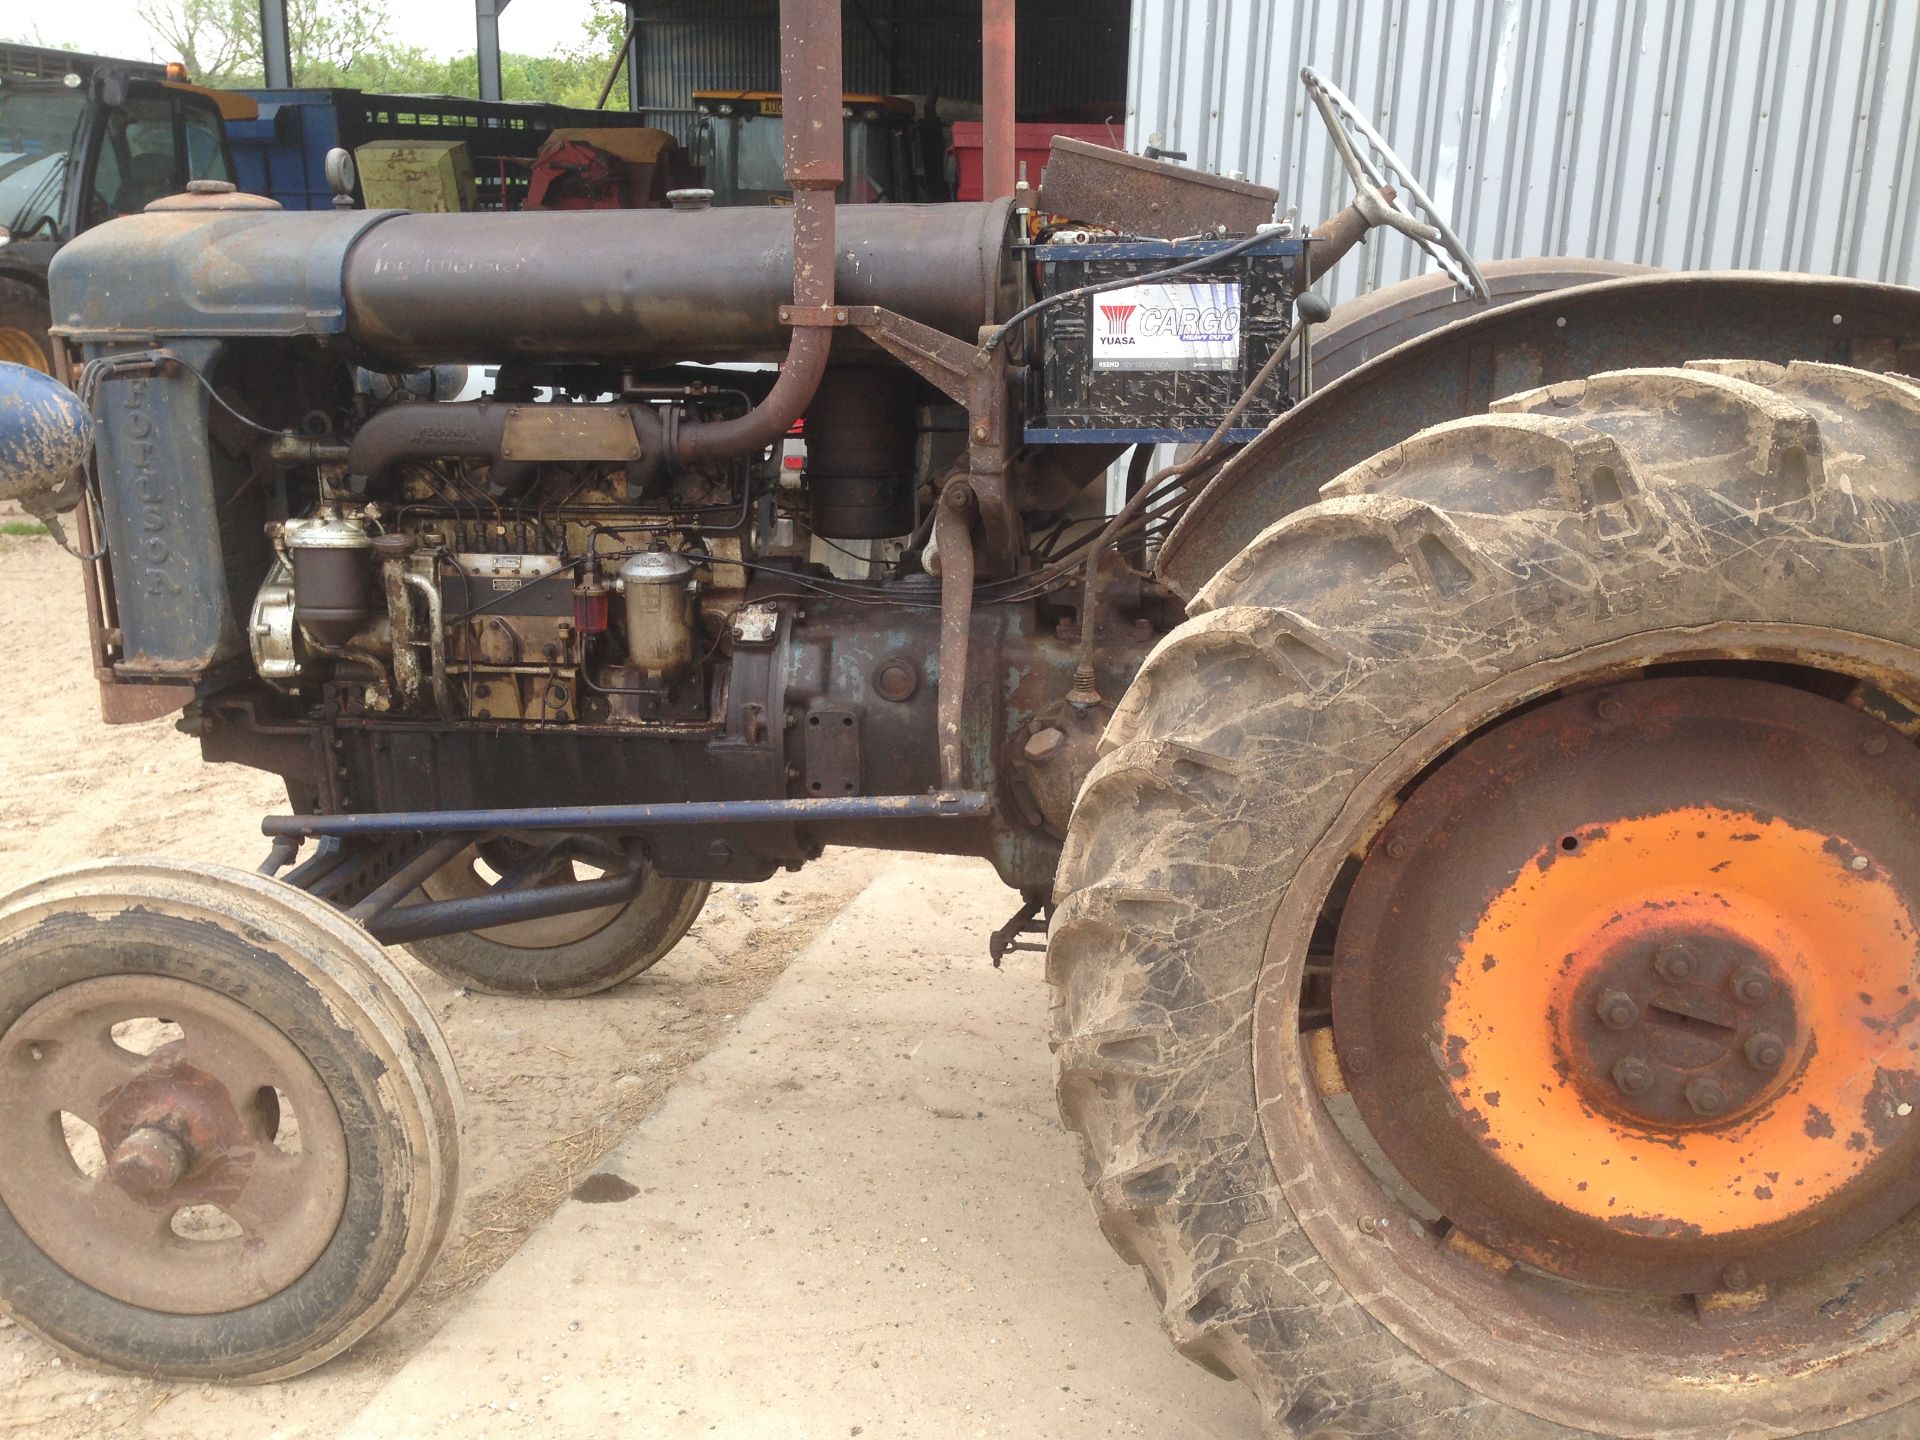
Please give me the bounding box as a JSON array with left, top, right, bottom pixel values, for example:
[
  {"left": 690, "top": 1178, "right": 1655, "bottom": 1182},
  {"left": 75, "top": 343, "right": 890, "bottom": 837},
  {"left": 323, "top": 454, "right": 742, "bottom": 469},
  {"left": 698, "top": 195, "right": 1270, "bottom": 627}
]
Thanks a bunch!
[
  {"left": 0, "top": 326, "right": 50, "bottom": 373},
  {"left": 1251, "top": 632, "right": 1920, "bottom": 1436},
  {"left": 419, "top": 842, "right": 626, "bottom": 949},
  {"left": 1332, "top": 677, "right": 1920, "bottom": 1294},
  {"left": 0, "top": 975, "right": 349, "bottom": 1315}
]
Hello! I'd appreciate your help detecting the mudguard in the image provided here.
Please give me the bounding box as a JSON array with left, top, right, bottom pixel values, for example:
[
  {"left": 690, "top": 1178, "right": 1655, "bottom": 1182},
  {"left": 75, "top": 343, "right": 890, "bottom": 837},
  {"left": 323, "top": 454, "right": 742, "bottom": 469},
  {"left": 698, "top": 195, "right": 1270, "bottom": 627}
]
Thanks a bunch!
[{"left": 1161, "top": 269, "right": 1920, "bottom": 599}]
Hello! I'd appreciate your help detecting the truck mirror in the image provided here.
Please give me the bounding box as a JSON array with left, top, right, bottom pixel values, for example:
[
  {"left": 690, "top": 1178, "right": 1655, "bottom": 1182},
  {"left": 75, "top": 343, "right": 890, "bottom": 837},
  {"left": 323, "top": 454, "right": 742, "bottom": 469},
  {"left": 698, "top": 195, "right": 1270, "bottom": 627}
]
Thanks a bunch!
[{"left": 325, "top": 148, "right": 358, "bottom": 209}]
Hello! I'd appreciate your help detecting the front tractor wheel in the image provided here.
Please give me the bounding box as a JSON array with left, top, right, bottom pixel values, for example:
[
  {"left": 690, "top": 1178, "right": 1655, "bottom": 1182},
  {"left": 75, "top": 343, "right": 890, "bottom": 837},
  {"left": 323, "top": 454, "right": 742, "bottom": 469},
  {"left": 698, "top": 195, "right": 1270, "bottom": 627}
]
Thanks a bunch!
[
  {"left": 1051, "top": 361, "right": 1920, "bottom": 1437},
  {"left": 0, "top": 860, "right": 462, "bottom": 1381}
]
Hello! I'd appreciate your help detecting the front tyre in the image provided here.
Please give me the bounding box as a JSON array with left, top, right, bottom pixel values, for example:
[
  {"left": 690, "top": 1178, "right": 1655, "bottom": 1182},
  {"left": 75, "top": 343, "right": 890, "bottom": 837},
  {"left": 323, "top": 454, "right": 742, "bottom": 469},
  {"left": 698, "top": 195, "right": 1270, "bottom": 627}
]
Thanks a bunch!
[
  {"left": 1051, "top": 362, "right": 1920, "bottom": 1437},
  {"left": 0, "top": 277, "right": 54, "bottom": 374},
  {"left": 0, "top": 860, "right": 462, "bottom": 1382}
]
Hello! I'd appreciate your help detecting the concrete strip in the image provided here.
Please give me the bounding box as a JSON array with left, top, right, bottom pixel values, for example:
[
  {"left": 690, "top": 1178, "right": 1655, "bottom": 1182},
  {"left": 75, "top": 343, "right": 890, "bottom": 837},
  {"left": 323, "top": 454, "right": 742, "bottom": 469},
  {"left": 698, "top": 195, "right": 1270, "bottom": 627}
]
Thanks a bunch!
[{"left": 346, "top": 856, "right": 1260, "bottom": 1439}]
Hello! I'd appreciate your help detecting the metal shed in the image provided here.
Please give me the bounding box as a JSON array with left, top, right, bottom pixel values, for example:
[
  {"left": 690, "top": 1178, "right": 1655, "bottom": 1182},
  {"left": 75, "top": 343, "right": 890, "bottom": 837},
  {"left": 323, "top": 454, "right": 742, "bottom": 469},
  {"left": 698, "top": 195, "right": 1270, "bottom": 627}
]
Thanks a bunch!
[
  {"left": 616, "top": 0, "right": 1130, "bottom": 143},
  {"left": 1128, "top": 0, "right": 1920, "bottom": 304}
]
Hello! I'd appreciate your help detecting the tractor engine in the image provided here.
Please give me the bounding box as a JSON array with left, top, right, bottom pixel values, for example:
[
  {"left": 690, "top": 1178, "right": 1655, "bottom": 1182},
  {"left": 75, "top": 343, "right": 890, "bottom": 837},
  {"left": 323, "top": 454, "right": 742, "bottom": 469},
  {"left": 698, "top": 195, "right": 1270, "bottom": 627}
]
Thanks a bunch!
[{"left": 41, "top": 191, "right": 1204, "bottom": 887}]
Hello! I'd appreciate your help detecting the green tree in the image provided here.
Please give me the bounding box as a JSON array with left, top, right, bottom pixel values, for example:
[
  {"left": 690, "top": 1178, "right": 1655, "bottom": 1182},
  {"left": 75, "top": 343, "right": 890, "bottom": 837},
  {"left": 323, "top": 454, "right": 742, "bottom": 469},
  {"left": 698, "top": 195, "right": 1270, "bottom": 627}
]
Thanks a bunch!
[
  {"left": 131, "top": 0, "right": 632, "bottom": 104},
  {"left": 136, "top": 0, "right": 393, "bottom": 88}
]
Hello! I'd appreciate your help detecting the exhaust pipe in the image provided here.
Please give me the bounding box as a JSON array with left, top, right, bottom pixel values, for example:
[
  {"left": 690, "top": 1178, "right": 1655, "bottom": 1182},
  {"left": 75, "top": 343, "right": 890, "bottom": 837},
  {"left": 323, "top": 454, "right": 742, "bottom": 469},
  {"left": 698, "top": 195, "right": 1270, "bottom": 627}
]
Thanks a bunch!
[{"left": 675, "top": 0, "right": 844, "bottom": 466}]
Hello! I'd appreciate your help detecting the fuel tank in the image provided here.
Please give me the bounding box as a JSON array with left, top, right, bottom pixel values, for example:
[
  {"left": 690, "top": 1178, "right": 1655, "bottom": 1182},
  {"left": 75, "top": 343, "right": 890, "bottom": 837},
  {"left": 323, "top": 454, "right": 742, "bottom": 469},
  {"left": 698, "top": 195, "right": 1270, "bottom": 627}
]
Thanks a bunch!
[
  {"left": 48, "top": 199, "right": 1016, "bottom": 368},
  {"left": 341, "top": 199, "right": 1019, "bottom": 367}
]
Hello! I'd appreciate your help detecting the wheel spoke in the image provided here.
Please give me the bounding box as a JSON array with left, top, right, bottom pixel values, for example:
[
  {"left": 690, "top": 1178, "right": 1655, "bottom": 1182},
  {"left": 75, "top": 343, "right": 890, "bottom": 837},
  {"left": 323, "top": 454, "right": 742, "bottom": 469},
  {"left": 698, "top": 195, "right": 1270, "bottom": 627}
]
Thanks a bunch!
[
  {"left": 16, "top": 1029, "right": 146, "bottom": 1119},
  {"left": 76, "top": 1173, "right": 175, "bottom": 1248},
  {"left": 224, "top": 1150, "right": 336, "bottom": 1235}
]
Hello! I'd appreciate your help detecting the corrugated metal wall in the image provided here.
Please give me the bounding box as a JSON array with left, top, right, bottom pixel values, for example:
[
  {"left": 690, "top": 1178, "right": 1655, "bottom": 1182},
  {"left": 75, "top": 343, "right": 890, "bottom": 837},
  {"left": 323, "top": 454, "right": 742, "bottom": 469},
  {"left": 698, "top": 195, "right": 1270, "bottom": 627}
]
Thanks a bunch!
[{"left": 1129, "top": 0, "right": 1920, "bottom": 304}]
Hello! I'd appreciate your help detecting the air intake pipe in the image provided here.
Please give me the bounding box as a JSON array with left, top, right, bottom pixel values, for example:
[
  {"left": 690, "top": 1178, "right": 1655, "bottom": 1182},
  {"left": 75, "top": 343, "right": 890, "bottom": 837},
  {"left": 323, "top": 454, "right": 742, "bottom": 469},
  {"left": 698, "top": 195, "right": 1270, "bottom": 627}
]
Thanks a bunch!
[{"left": 674, "top": 0, "right": 844, "bottom": 467}]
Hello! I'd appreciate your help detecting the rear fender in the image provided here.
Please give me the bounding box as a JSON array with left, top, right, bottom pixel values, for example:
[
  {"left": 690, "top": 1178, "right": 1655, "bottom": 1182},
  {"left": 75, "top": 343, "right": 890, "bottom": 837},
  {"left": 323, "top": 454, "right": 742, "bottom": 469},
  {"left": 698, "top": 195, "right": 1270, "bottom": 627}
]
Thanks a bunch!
[{"left": 1159, "top": 270, "right": 1920, "bottom": 599}]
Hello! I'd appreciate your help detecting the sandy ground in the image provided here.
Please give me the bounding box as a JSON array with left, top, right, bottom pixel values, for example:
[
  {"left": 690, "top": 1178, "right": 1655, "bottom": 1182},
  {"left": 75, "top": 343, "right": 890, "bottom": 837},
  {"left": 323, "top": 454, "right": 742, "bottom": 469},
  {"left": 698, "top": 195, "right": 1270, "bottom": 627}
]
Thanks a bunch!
[
  {"left": 0, "top": 534, "right": 883, "bottom": 1437},
  {"left": 345, "top": 859, "right": 1260, "bottom": 1440},
  {"left": 0, "top": 532, "right": 1259, "bottom": 1439}
]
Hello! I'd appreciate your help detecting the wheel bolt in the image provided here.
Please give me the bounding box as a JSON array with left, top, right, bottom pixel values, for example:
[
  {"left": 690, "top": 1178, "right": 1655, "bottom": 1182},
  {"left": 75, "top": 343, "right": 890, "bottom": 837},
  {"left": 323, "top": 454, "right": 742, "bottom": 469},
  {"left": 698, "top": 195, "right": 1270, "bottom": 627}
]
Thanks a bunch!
[
  {"left": 1613, "top": 1057, "right": 1654, "bottom": 1095},
  {"left": 1685, "top": 1078, "right": 1728, "bottom": 1116},
  {"left": 1745, "top": 1033, "right": 1786, "bottom": 1071},
  {"left": 1653, "top": 944, "right": 1695, "bottom": 982},
  {"left": 1595, "top": 990, "right": 1639, "bottom": 1030},
  {"left": 108, "top": 1125, "right": 190, "bottom": 1198},
  {"left": 1731, "top": 968, "right": 1772, "bottom": 1005}
]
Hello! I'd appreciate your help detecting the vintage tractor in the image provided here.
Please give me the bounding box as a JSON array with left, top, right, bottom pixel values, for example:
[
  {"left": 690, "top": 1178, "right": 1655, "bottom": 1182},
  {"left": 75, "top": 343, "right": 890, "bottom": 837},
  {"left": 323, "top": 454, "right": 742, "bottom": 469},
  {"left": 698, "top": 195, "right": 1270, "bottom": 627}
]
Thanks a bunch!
[{"left": 5, "top": 2, "right": 1920, "bottom": 1433}]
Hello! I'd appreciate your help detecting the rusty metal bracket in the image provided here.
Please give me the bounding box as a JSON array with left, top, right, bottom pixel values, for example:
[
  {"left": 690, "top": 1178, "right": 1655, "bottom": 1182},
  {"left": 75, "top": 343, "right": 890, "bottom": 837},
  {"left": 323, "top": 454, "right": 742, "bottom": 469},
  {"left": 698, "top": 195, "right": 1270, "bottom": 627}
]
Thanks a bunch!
[
  {"left": 843, "top": 306, "right": 1020, "bottom": 575},
  {"left": 778, "top": 304, "right": 853, "bottom": 328},
  {"left": 843, "top": 305, "right": 975, "bottom": 401}
]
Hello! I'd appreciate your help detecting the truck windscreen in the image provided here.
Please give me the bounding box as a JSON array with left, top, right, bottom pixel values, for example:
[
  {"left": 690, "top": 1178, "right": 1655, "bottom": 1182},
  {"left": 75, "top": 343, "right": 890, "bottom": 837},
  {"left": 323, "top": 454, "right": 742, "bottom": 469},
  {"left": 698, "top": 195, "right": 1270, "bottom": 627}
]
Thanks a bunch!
[{"left": 0, "top": 86, "right": 87, "bottom": 241}]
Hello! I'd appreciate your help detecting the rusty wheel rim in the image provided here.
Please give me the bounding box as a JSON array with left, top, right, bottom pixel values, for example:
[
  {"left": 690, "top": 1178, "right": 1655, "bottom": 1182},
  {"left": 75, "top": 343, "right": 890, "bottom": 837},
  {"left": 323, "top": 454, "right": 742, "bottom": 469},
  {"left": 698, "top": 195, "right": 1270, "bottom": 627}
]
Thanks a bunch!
[
  {"left": 0, "top": 975, "right": 349, "bottom": 1314},
  {"left": 1249, "top": 639, "right": 1920, "bottom": 1433},
  {"left": 1331, "top": 678, "right": 1920, "bottom": 1295}
]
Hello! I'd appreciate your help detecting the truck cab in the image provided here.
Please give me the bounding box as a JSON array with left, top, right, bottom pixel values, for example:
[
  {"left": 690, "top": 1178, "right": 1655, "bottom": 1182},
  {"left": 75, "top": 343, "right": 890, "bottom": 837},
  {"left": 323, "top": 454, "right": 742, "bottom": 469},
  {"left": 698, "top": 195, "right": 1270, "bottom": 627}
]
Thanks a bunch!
[
  {"left": 692, "top": 89, "right": 940, "bottom": 205},
  {"left": 0, "top": 58, "right": 246, "bottom": 371}
]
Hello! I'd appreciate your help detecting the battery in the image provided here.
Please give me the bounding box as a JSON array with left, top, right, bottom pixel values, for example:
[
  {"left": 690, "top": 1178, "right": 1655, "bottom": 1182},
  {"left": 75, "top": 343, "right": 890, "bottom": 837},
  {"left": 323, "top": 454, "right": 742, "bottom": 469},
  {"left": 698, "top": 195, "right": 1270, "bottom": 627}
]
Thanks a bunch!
[{"left": 1024, "top": 234, "right": 1305, "bottom": 445}]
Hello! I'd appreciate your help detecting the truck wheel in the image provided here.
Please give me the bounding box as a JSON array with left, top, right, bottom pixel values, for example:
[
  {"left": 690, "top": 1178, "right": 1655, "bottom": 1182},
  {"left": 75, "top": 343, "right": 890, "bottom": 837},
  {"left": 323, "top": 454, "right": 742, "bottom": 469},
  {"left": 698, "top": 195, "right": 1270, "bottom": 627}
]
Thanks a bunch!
[
  {"left": 0, "top": 859, "right": 462, "bottom": 1382},
  {"left": 0, "top": 277, "right": 54, "bottom": 373},
  {"left": 405, "top": 841, "right": 709, "bottom": 998},
  {"left": 1051, "top": 361, "right": 1920, "bottom": 1437}
]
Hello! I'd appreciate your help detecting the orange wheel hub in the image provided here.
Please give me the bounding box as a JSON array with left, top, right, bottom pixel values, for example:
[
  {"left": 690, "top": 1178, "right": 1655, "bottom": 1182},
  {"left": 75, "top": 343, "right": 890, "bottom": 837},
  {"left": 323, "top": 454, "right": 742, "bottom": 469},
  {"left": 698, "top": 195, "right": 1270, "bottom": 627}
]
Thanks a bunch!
[{"left": 1332, "top": 677, "right": 1920, "bottom": 1293}]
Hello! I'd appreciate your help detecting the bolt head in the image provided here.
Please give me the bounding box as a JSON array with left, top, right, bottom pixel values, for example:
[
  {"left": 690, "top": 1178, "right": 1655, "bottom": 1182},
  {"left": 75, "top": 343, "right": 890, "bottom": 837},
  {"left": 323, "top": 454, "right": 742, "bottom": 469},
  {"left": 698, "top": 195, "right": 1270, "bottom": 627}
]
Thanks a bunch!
[
  {"left": 108, "top": 1126, "right": 190, "bottom": 1198},
  {"left": 1850, "top": 854, "right": 1871, "bottom": 872},
  {"left": 1685, "top": 1078, "right": 1728, "bottom": 1116},
  {"left": 1596, "top": 696, "right": 1624, "bottom": 721},
  {"left": 1731, "top": 968, "right": 1772, "bottom": 1005},
  {"left": 1344, "top": 1045, "right": 1372, "bottom": 1075},
  {"left": 1744, "top": 1032, "right": 1786, "bottom": 1071},
  {"left": 1722, "top": 1263, "right": 1752, "bottom": 1292},
  {"left": 1612, "top": 1056, "right": 1653, "bottom": 1095},
  {"left": 1595, "top": 990, "right": 1640, "bottom": 1031},
  {"left": 1653, "top": 943, "right": 1695, "bottom": 982}
]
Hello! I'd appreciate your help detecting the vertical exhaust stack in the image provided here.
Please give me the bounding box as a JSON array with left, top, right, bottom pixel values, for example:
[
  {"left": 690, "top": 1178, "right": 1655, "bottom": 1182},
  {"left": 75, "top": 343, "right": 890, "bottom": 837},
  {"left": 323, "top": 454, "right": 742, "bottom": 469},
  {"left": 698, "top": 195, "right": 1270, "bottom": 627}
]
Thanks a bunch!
[
  {"left": 675, "top": 0, "right": 845, "bottom": 465},
  {"left": 982, "top": 0, "right": 1017, "bottom": 199}
]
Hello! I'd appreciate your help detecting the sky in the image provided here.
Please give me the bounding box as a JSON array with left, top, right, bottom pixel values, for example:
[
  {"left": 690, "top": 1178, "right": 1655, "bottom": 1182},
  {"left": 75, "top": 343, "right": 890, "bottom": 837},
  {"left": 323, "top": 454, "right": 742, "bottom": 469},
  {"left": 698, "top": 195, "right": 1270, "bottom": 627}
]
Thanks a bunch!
[{"left": 5, "top": 0, "right": 602, "bottom": 64}]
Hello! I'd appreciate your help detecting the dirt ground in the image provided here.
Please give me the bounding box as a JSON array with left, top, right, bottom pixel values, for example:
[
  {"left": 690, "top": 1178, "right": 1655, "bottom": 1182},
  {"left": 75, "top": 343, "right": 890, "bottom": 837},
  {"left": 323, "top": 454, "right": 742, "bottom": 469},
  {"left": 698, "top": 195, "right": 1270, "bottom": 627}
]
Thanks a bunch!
[{"left": 0, "top": 533, "right": 883, "bottom": 1438}]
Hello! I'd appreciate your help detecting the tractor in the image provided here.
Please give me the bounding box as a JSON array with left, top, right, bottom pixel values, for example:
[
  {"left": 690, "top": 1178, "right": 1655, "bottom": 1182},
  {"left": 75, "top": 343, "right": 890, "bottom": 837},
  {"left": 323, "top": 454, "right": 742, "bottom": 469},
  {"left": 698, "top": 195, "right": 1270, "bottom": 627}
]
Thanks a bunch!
[{"left": 4, "top": 1, "right": 1920, "bottom": 1434}]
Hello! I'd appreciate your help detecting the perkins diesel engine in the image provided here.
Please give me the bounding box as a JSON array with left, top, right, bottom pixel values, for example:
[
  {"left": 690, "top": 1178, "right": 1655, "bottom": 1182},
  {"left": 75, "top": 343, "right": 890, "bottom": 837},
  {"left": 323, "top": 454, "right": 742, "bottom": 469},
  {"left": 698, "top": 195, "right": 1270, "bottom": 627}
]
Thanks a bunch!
[{"left": 43, "top": 171, "right": 1325, "bottom": 894}]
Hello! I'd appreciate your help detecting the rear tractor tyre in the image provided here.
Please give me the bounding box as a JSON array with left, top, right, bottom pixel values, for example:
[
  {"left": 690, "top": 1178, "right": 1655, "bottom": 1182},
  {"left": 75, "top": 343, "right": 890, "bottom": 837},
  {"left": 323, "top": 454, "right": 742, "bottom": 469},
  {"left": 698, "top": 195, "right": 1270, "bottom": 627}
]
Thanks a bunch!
[
  {"left": 0, "top": 277, "right": 55, "bottom": 374},
  {"left": 1051, "top": 361, "right": 1920, "bottom": 1437},
  {"left": 405, "top": 841, "right": 709, "bottom": 998},
  {"left": 0, "top": 860, "right": 462, "bottom": 1382}
]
